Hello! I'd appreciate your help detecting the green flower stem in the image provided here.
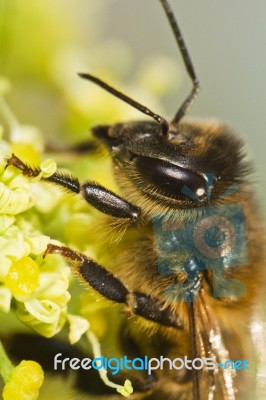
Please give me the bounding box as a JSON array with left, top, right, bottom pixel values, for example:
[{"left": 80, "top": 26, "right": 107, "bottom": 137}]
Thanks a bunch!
[{"left": 0, "top": 340, "right": 14, "bottom": 383}]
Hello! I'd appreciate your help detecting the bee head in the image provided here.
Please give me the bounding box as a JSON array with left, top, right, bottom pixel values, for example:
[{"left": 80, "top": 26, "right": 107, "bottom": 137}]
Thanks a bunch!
[{"left": 92, "top": 120, "right": 249, "bottom": 211}]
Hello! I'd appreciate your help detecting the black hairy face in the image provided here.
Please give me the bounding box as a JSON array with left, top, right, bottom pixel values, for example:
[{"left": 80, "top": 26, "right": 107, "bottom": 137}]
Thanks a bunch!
[{"left": 92, "top": 120, "right": 250, "bottom": 208}]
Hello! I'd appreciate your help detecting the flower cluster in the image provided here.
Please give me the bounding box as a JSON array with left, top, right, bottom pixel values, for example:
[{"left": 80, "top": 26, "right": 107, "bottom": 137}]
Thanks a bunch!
[
  {"left": 0, "top": 89, "right": 70, "bottom": 338},
  {"left": 0, "top": 79, "right": 71, "bottom": 399},
  {"left": 0, "top": 78, "right": 133, "bottom": 398}
]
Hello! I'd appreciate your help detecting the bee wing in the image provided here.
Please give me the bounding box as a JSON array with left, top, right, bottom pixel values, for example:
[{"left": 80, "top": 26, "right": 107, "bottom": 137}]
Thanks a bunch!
[
  {"left": 250, "top": 311, "right": 266, "bottom": 398},
  {"left": 193, "top": 293, "right": 237, "bottom": 400}
]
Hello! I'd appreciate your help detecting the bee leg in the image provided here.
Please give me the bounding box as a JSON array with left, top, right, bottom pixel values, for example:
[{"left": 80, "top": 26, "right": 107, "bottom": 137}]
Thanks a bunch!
[
  {"left": 45, "top": 139, "right": 98, "bottom": 154},
  {"left": 6, "top": 154, "right": 140, "bottom": 220},
  {"left": 81, "top": 182, "right": 140, "bottom": 220},
  {"left": 45, "top": 244, "right": 180, "bottom": 329}
]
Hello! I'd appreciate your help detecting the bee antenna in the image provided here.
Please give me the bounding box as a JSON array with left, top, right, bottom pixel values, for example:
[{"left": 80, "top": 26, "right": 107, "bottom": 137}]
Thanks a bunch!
[
  {"left": 160, "top": 0, "right": 200, "bottom": 124},
  {"left": 78, "top": 72, "right": 169, "bottom": 136}
]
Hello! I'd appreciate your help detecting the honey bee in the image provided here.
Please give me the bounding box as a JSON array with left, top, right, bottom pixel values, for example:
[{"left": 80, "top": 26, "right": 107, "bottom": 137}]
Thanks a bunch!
[{"left": 6, "top": 0, "right": 266, "bottom": 399}]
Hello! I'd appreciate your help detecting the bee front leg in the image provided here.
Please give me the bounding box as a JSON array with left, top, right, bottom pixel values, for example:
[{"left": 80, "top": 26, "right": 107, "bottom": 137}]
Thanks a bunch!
[
  {"left": 45, "top": 244, "right": 180, "bottom": 329},
  {"left": 6, "top": 154, "right": 140, "bottom": 221},
  {"left": 81, "top": 182, "right": 140, "bottom": 220},
  {"left": 45, "top": 139, "right": 97, "bottom": 155}
]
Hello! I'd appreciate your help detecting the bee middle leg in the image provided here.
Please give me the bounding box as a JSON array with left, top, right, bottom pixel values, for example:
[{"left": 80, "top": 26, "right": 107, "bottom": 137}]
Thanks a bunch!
[{"left": 45, "top": 244, "right": 180, "bottom": 329}]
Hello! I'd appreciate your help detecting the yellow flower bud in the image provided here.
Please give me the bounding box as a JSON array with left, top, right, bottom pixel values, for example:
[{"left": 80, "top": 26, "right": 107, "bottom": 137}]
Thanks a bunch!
[
  {"left": 40, "top": 159, "right": 57, "bottom": 178},
  {"left": 5, "top": 257, "right": 40, "bottom": 300},
  {"left": 116, "top": 379, "right": 133, "bottom": 397},
  {"left": 2, "top": 360, "right": 44, "bottom": 400}
]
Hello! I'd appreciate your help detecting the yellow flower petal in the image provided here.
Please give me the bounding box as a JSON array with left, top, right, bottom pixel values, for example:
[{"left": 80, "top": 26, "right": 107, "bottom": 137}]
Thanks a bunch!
[
  {"left": 68, "top": 314, "right": 90, "bottom": 344},
  {"left": 17, "top": 300, "right": 67, "bottom": 337},
  {"left": 24, "top": 299, "right": 60, "bottom": 324},
  {"left": 0, "top": 287, "right": 12, "bottom": 312},
  {"left": 0, "top": 256, "right": 12, "bottom": 280}
]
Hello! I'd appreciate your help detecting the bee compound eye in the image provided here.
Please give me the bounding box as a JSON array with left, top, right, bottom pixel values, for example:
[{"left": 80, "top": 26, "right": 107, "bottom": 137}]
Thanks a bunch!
[{"left": 135, "top": 155, "right": 207, "bottom": 201}]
